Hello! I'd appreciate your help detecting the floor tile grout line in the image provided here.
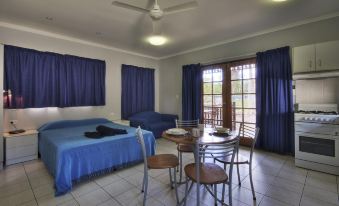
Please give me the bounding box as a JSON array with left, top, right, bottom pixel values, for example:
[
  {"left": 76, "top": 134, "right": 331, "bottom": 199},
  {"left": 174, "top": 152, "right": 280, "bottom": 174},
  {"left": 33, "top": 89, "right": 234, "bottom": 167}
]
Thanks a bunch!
[
  {"left": 94, "top": 176, "right": 166, "bottom": 206},
  {"left": 259, "top": 159, "right": 304, "bottom": 206},
  {"left": 70, "top": 192, "right": 81, "bottom": 206},
  {"left": 23, "top": 163, "right": 40, "bottom": 206},
  {"left": 93, "top": 177, "right": 124, "bottom": 206},
  {"left": 298, "top": 170, "right": 308, "bottom": 206},
  {"left": 257, "top": 158, "right": 287, "bottom": 206}
]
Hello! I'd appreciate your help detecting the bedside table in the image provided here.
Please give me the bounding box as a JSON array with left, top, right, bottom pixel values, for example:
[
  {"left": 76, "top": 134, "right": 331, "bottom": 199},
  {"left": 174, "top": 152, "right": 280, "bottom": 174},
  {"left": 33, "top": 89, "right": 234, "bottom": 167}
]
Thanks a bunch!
[
  {"left": 112, "top": 120, "right": 130, "bottom": 126},
  {"left": 4, "top": 130, "right": 38, "bottom": 166}
]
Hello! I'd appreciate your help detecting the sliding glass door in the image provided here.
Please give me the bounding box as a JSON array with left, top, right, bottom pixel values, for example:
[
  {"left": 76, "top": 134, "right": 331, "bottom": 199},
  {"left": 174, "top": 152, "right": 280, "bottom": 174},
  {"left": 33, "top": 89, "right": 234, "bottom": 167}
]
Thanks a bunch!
[
  {"left": 230, "top": 60, "right": 256, "bottom": 131},
  {"left": 202, "top": 67, "right": 223, "bottom": 127},
  {"left": 202, "top": 59, "right": 256, "bottom": 131}
]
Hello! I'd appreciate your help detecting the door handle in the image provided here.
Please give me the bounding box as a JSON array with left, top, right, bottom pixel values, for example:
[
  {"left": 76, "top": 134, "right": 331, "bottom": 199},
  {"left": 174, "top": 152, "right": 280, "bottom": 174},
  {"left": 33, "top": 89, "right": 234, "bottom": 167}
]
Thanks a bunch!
[
  {"left": 309, "top": 60, "right": 312, "bottom": 68},
  {"left": 318, "top": 59, "right": 322, "bottom": 67}
]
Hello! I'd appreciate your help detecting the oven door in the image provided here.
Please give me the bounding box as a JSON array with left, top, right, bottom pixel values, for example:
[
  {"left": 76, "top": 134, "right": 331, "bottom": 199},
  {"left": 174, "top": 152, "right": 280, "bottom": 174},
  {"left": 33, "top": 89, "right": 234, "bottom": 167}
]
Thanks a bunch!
[{"left": 295, "top": 132, "right": 339, "bottom": 166}]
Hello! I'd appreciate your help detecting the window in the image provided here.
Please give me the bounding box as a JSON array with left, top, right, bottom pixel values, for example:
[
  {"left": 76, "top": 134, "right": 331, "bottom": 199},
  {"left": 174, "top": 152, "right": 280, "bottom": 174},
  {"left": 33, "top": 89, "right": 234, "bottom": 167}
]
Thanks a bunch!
[
  {"left": 202, "top": 68, "right": 223, "bottom": 127},
  {"left": 230, "top": 62, "right": 256, "bottom": 131}
]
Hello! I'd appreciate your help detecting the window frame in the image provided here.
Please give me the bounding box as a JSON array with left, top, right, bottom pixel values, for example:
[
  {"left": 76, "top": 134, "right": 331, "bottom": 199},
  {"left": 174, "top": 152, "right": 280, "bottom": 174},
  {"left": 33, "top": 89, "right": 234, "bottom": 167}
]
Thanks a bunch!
[
  {"left": 201, "top": 67, "right": 224, "bottom": 127},
  {"left": 230, "top": 59, "right": 257, "bottom": 130}
]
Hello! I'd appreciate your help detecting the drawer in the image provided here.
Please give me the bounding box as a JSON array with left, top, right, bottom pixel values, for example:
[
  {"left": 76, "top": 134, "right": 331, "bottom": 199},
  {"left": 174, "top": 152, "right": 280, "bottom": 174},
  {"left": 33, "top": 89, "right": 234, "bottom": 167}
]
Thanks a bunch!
[
  {"left": 6, "top": 135, "right": 37, "bottom": 149},
  {"left": 6, "top": 155, "right": 37, "bottom": 166},
  {"left": 6, "top": 144, "right": 37, "bottom": 160},
  {"left": 295, "top": 122, "right": 336, "bottom": 135}
]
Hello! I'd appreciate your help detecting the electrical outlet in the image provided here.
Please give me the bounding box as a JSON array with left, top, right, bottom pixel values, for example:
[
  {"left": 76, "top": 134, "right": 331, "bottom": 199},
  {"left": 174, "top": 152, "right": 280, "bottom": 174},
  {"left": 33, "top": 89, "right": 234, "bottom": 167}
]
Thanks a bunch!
[{"left": 10, "top": 120, "right": 18, "bottom": 125}]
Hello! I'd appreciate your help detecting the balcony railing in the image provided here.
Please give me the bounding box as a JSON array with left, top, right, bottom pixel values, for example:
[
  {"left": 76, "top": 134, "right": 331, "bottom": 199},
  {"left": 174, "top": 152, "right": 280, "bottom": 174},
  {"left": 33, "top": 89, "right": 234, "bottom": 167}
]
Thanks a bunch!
[
  {"left": 203, "top": 103, "right": 238, "bottom": 130},
  {"left": 203, "top": 106, "right": 222, "bottom": 127}
]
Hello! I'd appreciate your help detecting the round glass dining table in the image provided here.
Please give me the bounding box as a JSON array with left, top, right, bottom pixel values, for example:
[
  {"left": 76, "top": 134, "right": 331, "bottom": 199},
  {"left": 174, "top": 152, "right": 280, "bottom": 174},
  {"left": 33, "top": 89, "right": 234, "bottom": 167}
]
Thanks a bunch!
[{"left": 161, "top": 129, "right": 237, "bottom": 145}]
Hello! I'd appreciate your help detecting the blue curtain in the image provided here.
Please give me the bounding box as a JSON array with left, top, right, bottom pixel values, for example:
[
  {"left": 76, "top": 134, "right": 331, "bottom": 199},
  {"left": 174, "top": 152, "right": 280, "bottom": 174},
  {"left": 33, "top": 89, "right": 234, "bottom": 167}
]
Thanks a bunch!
[
  {"left": 63, "top": 55, "right": 106, "bottom": 107},
  {"left": 4, "top": 45, "right": 105, "bottom": 108},
  {"left": 121, "top": 64, "right": 155, "bottom": 120},
  {"left": 182, "top": 64, "right": 202, "bottom": 121},
  {"left": 256, "top": 46, "right": 294, "bottom": 154}
]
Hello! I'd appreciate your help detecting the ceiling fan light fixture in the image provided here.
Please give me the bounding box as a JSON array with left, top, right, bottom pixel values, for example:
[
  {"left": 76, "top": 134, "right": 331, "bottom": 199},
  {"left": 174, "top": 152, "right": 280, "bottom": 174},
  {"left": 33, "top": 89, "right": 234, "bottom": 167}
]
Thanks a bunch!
[{"left": 148, "top": 35, "right": 167, "bottom": 46}]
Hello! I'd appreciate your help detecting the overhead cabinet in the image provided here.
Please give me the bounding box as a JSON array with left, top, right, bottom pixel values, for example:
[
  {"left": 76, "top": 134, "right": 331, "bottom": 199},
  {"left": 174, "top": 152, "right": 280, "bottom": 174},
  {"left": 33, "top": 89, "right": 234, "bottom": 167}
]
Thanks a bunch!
[{"left": 292, "top": 40, "right": 339, "bottom": 73}]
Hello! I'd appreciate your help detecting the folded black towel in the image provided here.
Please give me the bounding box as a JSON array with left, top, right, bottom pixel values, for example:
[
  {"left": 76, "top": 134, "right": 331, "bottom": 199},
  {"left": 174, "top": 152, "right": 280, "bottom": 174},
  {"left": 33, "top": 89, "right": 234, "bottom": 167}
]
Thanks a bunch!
[
  {"left": 96, "top": 125, "right": 128, "bottom": 136},
  {"left": 84, "top": 132, "right": 104, "bottom": 139},
  {"left": 84, "top": 125, "right": 128, "bottom": 139}
]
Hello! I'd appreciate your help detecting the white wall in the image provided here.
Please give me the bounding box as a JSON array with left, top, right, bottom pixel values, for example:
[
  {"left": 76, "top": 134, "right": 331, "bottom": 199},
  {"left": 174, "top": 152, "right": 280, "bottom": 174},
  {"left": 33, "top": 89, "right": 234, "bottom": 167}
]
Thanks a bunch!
[
  {"left": 0, "top": 26, "right": 159, "bottom": 131},
  {"left": 158, "top": 16, "right": 339, "bottom": 117},
  {"left": 296, "top": 78, "right": 339, "bottom": 104},
  {"left": 0, "top": 44, "right": 3, "bottom": 168}
]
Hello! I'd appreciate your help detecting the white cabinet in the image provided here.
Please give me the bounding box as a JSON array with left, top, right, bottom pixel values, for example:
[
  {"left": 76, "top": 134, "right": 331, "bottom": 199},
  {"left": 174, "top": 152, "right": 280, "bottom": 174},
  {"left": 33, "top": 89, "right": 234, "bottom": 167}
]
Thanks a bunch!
[
  {"left": 315, "top": 41, "right": 339, "bottom": 72},
  {"left": 4, "top": 130, "right": 38, "bottom": 165},
  {"left": 293, "top": 40, "right": 339, "bottom": 73},
  {"left": 293, "top": 45, "right": 316, "bottom": 73}
]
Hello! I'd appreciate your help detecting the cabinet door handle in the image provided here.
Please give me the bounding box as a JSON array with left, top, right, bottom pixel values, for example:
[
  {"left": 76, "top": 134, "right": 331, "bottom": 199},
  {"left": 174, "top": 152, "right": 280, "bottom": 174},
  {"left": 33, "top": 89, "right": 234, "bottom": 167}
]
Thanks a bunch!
[
  {"left": 318, "top": 59, "right": 322, "bottom": 67},
  {"left": 309, "top": 60, "right": 312, "bottom": 68}
]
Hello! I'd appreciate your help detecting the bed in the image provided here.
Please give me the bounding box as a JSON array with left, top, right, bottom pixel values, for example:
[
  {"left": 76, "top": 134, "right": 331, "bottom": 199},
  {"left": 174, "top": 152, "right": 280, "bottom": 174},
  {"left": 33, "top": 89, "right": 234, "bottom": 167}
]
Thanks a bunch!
[{"left": 38, "top": 118, "right": 156, "bottom": 196}]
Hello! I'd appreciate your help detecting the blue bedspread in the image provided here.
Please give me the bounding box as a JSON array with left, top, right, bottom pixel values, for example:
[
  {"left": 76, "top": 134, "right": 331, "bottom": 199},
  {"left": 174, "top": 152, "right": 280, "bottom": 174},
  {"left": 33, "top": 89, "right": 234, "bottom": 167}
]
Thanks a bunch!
[{"left": 38, "top": 118, "right": 156, "bottom": 196}]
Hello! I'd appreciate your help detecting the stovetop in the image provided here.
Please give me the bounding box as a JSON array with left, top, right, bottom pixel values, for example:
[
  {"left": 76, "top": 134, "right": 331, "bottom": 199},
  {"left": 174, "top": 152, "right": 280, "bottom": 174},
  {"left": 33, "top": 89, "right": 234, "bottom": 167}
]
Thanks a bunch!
[
  {"left": 294, "top": 104, "right": 339, "bottom": 124},
  {"left": 295, "top": 113, "right": 339, "bottom": 124},
  {"left": 296, "top": 110, "right": 338, "bottom": 115}
]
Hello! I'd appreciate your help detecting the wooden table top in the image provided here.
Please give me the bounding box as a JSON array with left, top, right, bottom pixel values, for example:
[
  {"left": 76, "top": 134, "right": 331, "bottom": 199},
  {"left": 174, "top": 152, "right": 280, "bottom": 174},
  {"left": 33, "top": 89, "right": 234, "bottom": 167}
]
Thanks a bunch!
[{"left": 162, "top": 130, "right": 237, "bottom": 145}]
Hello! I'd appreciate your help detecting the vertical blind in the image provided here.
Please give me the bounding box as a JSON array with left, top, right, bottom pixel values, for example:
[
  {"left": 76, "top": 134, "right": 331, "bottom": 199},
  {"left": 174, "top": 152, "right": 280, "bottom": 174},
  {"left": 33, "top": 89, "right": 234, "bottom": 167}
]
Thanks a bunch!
[
  {"left": 121, "top": 64, "right": 155, "bottom": 120},
  {"left": 4, "top": 45, "right": 106, "bottom": 108}
]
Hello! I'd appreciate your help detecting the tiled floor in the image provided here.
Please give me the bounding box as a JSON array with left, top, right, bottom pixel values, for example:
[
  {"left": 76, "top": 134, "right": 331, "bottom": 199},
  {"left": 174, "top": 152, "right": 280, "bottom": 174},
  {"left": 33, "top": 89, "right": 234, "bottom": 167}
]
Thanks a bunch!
[{"left": 1, "top": 138, "right": 339, "bottom": 206}]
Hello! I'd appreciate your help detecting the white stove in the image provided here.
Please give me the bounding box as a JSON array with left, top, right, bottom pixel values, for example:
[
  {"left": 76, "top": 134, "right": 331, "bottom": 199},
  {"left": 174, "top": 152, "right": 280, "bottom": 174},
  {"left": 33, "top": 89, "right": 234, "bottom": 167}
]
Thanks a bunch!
[
  {"left": 295, "top": 104, "right": 339, "bottom": 175},
  {"left": 295, "top": 114, "right": 339, "bottom": 124}
]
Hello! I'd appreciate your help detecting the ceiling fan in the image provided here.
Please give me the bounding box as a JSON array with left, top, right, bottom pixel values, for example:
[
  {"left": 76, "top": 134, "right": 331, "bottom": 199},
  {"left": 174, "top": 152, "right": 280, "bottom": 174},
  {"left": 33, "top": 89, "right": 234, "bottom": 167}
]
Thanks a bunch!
[{"left": 112, "top": 0, "right": 198, "bottom": 21}]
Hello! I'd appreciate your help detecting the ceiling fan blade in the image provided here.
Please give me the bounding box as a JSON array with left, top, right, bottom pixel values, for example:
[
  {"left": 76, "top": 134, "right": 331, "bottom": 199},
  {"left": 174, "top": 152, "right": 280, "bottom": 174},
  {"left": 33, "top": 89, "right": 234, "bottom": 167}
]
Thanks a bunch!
[
  {"left": 112, "top": 1, "right": 149, "bottom": 13},
  {"left": 163, "top": 1, "right": 198, "bottom": 14}
]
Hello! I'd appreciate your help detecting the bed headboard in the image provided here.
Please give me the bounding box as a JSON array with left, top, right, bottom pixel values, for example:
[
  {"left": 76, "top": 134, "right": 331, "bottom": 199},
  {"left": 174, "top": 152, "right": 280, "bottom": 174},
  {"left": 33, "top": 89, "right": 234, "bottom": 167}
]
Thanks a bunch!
[{"left": 38, "top": 118, "right": 111, "bottom": 132}]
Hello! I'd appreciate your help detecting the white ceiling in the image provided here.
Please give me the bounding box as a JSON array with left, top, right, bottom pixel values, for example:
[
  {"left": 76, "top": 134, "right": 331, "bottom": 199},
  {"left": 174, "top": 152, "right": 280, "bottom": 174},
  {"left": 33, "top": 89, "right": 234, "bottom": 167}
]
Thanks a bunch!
[{"left": 1, "top": 0, "right": 339, "bottom": 58}]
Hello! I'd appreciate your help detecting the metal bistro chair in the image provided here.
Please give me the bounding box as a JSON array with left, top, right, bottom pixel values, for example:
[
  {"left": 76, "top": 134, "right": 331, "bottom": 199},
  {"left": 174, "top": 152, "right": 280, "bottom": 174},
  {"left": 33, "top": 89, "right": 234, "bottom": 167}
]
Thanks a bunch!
[
  {"left": 136, "top": 127, "right": 179, "bottom": 206},
  {"left": 183, "top": 136, "right": 240, "bottom": 206},
  {"left": 214, "top": 124, "right": 260, "bottom": 200},
  {"left": 175, "top": 119, "right": 199, "bottom": 182}
]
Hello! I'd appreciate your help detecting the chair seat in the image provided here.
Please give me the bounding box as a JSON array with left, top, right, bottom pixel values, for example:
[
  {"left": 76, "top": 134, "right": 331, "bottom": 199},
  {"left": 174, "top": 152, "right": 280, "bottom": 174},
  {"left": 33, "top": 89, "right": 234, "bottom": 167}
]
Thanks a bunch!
[
  {"left": 184, "top": 163, "right": 228, "bottom": 184},
  {"left": 215, "top": 154, "right": 249, "bottom": 164},
  {"left": 177, "top": 144, "right": 194, "bottom": 153},
  {"left": 147, "top": 154, "right": 179, "bottom": 169}
]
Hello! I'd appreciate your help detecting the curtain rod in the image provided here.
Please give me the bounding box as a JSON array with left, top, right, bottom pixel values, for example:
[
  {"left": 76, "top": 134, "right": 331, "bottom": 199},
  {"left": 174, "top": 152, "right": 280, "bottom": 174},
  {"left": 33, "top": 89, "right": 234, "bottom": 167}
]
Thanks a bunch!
[{"left": 200, "top": 52, "right": 256, "bottom": 66}]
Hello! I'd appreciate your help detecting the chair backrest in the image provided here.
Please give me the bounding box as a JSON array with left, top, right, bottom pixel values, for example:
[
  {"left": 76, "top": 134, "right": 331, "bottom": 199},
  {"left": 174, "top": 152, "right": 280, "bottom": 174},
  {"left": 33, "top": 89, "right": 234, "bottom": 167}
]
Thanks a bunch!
[
  {"left": 175, "top": 119, "right": 199, "bottom": 128},
  {"left": 238, "top": 123, "right": 260, "bottom": 161},
  {"left": 136, "top": 126, "right": 148, "bottom": 173},
  {"left": 195, "top": 136, "right": 240, "bottom": 185}
]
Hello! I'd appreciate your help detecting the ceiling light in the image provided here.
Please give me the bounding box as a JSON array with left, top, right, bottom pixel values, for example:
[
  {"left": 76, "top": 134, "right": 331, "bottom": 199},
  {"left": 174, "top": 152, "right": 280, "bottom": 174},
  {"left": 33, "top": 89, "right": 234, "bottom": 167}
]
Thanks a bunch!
[
  {"left": 148, "top": 35, "right": 167, "bottom": 46},
  {"left": 272, "top": 0, "right": 287, "bottom": 2}
]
